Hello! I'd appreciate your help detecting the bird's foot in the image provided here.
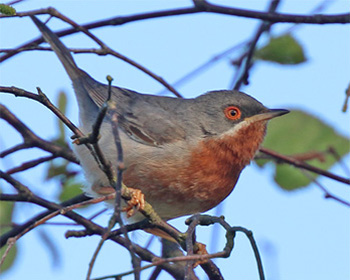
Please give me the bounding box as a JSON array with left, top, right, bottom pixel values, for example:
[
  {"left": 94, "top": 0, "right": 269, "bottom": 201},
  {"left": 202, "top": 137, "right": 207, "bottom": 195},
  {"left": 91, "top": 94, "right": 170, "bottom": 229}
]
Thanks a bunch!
[
  {"left": 122, "top": 188, "right": 145, "bottom": 218},
  {"left": 193, "top": 242, "right": 209, "bottom": 266}
]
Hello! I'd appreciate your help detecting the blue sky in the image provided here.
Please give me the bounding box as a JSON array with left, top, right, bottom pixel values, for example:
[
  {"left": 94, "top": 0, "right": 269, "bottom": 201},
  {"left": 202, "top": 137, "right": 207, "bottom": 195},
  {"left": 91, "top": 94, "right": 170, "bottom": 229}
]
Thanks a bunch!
[{"left": 1, "top": 1, "right": 349, "bottom": 279}]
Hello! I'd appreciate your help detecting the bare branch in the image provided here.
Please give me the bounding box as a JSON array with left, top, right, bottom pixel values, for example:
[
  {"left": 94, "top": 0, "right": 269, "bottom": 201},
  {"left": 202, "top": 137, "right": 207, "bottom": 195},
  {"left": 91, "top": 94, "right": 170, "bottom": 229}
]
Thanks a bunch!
[
  {"left": 1, "top": 5, "right": 349, "bottom": 63},
  {"left": 6, "top": 155, "right": 57, "bottom": 174},
  {"left": 234, "top": 0, "right": 281, "bottom": 89},
  {"left": 301, "top": 170, "right": 350, "bottom": 207},
  {"left": 0, "top": 86, "right": 81, "bottom": 137},
  {"left": 0, "top": 173, "right": 185, "bottom": 279},
  {"left": 259, "top": 147, "right": 350, "bottom": 185},
  {"left": 0, "top": 104, "right": 78, "bottom": 163}
]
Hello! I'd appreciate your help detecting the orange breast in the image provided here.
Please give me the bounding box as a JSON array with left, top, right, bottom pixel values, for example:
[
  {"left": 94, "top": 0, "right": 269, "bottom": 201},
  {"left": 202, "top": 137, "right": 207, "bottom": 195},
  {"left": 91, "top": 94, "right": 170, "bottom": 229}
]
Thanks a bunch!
[{"left": 123, "top": 121, "right": 267, "bottom": 220}]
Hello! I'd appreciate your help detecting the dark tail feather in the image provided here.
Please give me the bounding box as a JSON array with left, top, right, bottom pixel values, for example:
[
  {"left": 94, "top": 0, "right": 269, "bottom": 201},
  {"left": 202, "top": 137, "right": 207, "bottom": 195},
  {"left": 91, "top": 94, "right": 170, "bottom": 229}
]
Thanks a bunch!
[{"left": 31, "top": 16, "right": 83, "bottom": 80}]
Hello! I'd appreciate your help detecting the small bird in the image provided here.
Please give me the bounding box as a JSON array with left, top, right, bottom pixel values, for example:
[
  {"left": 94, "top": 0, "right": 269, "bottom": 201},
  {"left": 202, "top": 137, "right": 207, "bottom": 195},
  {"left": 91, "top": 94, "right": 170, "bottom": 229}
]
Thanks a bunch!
[{"left": 31, "top": 16, "right": 288, "bottom": 222}]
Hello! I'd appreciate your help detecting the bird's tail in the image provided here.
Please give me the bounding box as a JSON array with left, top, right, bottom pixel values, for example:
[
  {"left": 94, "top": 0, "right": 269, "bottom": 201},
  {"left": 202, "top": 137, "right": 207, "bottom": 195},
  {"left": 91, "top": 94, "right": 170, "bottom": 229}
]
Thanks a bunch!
[{"left": 31, "top": 16, "right": 84, "bottom": 81}]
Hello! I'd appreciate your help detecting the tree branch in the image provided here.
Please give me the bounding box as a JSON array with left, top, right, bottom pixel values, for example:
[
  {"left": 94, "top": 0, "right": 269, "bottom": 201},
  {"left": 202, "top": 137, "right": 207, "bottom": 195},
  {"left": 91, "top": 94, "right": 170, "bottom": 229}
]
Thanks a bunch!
[
  {"left": 233, "top": 0, "right": 281, "bottom": 89},
  {"left": 0, "top": 104, "right": 78, "bottom": 163},
  {"left": 0, "top": 173, "right": 185, "bottom": 279},
  {"left": 1, "top": 4, "right": 349, "bottom": 63},
  {"left": 259, "top": 147, "right": 350, "bottom": 185}
]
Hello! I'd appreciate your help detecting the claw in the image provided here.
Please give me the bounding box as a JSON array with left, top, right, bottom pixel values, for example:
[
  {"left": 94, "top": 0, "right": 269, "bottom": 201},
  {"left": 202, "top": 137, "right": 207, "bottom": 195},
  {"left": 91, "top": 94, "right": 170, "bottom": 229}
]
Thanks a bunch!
[
  {"left": 122, "top": 188, "right": 145, "bottom": 218},
  {"left": 193, "top": 242, "right": 209, "bottom": 266}
]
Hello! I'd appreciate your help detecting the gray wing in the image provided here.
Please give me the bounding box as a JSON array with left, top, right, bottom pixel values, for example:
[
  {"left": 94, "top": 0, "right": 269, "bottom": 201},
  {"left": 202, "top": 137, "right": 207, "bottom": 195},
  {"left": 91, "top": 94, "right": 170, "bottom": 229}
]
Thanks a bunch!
[
  {"left": 118, "top": 98, "right": 187, "bottom": 146},
  {"left": 72, "top": 73, "right": 187, "bottom": 147}
]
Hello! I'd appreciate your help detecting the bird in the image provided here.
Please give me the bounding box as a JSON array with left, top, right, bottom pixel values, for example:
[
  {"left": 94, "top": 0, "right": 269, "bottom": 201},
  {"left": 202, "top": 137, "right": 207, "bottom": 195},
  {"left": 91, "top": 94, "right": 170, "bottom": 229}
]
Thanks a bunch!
[{"left": 31, "top": 16, "right": 289, "bottom": 223}]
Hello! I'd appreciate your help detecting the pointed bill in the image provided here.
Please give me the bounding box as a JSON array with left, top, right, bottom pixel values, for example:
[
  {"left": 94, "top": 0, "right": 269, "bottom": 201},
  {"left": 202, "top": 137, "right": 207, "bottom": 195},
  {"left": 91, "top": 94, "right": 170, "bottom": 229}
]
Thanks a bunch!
[{"left": 245, "top": 109, "right": 289, "bottom": 123}]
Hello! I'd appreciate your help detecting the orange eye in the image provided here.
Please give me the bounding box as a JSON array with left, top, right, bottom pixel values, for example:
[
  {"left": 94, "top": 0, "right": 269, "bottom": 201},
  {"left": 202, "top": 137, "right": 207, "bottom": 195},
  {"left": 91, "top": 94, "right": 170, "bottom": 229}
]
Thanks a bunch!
[{"left": 224, "top": 106, "right": 241, "bottom": 120}]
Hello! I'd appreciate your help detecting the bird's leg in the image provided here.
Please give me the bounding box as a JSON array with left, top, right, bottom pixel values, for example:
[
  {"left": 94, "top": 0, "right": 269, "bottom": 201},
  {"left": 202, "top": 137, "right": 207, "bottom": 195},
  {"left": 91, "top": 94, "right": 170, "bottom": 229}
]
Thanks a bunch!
[{"left": 92, "top": 185, "right": 145, "bottom": 217}]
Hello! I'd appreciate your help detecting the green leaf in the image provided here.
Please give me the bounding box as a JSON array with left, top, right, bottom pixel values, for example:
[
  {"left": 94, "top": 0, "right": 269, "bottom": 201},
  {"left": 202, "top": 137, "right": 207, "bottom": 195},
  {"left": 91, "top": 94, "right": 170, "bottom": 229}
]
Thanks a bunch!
[
  {"left": 255, "top": 34, "right": 306, "bottom": 65},
  {"left": 256, "top": 110, "right": 350, "bottom": 190},
  {"left": 59, "top": 179, "right": 83, "bottom": 202},
  {"left": 0, "top": 200, "right": 17, "bottom": 272},
  {"left": 0, "top": 4, "right": 16, "bottom": 15},
  {"left": 45, "top": 158, "right": 83, "bottom": 202},
  {"left": 0, "top": 201, "right": 13, "bottom": 230},
  {"left": 0, "top": 244, "right": 17, "bottom": 273},
  {"left": 46, "top": 160, "right": 69, "bottom": 180}
]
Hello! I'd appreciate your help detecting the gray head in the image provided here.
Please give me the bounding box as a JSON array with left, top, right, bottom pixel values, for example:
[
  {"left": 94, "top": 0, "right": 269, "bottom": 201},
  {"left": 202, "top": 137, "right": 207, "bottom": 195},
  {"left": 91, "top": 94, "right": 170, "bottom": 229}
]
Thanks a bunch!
[{"left": 179, "top": 90, "right": 288, "bottom": 138}]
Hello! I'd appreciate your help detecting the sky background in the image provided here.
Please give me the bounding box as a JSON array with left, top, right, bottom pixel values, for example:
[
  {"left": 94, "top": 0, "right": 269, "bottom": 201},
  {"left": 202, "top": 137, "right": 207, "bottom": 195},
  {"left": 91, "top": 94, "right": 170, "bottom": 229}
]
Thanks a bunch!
[{"left": 1, "top": 1, "right": 349, "bottom": 280}]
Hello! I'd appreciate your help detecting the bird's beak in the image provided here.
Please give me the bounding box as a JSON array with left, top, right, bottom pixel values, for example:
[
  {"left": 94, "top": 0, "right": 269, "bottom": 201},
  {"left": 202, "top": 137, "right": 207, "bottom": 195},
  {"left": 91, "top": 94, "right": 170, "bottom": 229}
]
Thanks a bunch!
[{"left": 245, "top": 109, "right": 289, "bottom": 123}]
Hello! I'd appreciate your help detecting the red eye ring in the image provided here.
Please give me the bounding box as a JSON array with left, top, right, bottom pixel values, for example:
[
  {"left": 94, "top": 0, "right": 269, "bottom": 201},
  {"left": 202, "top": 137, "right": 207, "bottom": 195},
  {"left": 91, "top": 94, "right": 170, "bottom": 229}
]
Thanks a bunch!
[{"left": 224, "top": 106, "right": 241, "bottom": 120}]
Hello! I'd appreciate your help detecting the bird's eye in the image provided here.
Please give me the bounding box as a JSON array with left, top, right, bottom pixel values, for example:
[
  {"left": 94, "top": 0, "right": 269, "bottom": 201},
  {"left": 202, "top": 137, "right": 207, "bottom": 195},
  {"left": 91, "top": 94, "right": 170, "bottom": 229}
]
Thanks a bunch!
[{"left": 224, "top": 106, "right": 241, "bottom": 120}]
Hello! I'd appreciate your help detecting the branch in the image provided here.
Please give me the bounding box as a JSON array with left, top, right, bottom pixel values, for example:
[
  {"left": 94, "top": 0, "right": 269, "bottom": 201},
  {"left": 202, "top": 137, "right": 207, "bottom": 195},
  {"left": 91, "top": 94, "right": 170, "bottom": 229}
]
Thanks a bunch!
[
  {"left": 0, "top": 193, "right": 88, "bottom": 247},
  {"left": 193, "top": 0, "right": 350, "bottom": 24},
  {"left": 6, "top": 155, "right": 57, "bottom": 174},
  {"left": 40, "top": 10, "right": 181, "bottom": 98},
  {"left": 102, "top": 214, "right": 263, "bottom": 280},
  {"left": 259, "top": 147, "right": 350, "bottom": 185},
  {"left": 0, "top": 86, "right": 100, "bottom": 168},
  {"left": 300, "top": 170, "right": 350, "bottom": 207},
  {"left": 158, "top": 0, "right": 339, "bottom": 94},
  {"left": 1, "top": 8, "right": 182, "bottom": 98},
  {"left": 0, "top": 77, "right": 188, "bottom": 277},
  {"left": 1, "top": 4, "right": 349, "bottom": 64},
  {"left": 0, "top": 104, "right": 78, "bottom": 163},
  {"left": 233, "top": 0, "right": 281, "bottom": 89},
  {"left": 185, "top": 215, "right": 224, "bottom": 280},
  {"left": 0, "top": 86, "right": 82, "bottom": 137},
  {"left": 74, "top": 77, "right": 141, "bottom": 280},
  {"left": 185, "top": 214, "right": 265, "bottom": 280},
  {"left": 0, "top": 173, "right": 184, "bottom": 279}
]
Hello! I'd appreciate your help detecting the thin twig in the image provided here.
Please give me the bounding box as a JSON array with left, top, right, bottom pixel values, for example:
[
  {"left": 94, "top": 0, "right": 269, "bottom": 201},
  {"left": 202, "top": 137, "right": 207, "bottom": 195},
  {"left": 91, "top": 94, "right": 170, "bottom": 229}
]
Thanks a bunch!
[
  {"left": 342, "top": 82, "right": 350, "bottom": 112},
  {"left": 108, "top": 78, "right": 141, "bottom": 279},
  {"left": 327, "top": 147, "right": 350, "bottom": 177},
  {"left": 0, "top": 104, "right": 77, "bottom": 163},
  {"left": 232, "top": 227, "right": 265, "bottom": 280},
  {"left": 234, "top": 0, "right": 281, "bottom": 89},
  {"left": 157, "top": 41, "right": 248, "bottom": 95},
  {"left": 1, "top": 5, "right": 349, "bottom": 62},
  {"left": 185, "top": 214, "right": 264, "bottom": 280},
  {"left": 88, "top": 208, "right": 109, "bottom": 221},
  {"left": 0, "top": 86, "right": 81, "bottom": 137},
  {"left": 0, "top": 238, "right": 15, "bottom": 267},
  {"left": 0, "top": 182, "right": 184, "bottom": 279},
  {"left": 301, "top": 170, "right": 350, "bottom": 207},
  {"left": 0, "top": 193, "right": 89, "bottom": 247},
  {"left": 5, "top": 0, "right": 26, "bottom": 5},
  {"left": 6, "top": 155, "right": 57, "bottom": 174},
  {"left": 259, "top": 147, "right": 350, "bottom": 185},
  {"left": 81, "top": 77, "right": 141, "bottom": 280},
  {"left": 0, "top": 86, "right": 109, "bottom": 174},
  {"left": 184, "top": 216, "right": 198, "bottom": 279}
]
